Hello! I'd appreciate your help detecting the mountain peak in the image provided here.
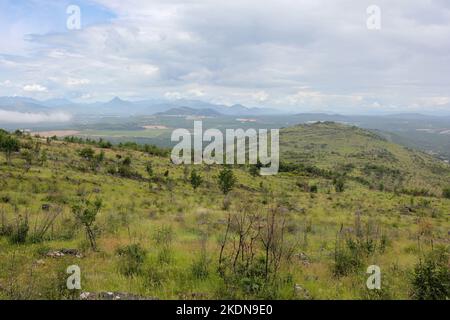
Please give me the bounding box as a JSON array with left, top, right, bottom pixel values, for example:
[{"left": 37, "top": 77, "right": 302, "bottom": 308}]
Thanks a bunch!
[{"left": 110, "top": 96, "right": 126, "bottom": 103}]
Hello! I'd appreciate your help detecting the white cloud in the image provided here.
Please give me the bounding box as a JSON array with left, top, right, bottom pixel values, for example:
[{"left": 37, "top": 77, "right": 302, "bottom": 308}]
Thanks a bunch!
[
  {"left": 187, "top": 88, "right": 205, "bottom": 97},
  {"left": 252, "top": 91, "right": 269, "bottom": 102},
  {"left": 80, "top": 93, "right": 93, "bottom": 99},
  {"left": 23, "top": 84, "right": 47, "bottom": 92},
  {"left": 0, "top": 80, "right": 12, "bottom": 87},
  {"left": 419, "top": 96, "right": 450, "bottom": 106},
  {"left": 0, "top": 110, "right": 72, "bottom": 123},
  {"left": 66, "top": 78, "right": 90, "bottom": 86},
  {"left": 164, "top": 91, "right": 182, "bottom": 100},
  {"left": 1, "top": 1, "right": 450, "bottom": 113}
]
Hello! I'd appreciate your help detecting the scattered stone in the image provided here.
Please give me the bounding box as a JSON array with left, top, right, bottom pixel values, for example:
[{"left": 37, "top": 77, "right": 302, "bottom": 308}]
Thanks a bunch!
[
  {"left": 178, "top": 292, "right": 208, "bottom": 299},
  {"left": 305, "top": 275, "right": 319, "bottom": 281},
  {"left": 294, "top": 284, "right": 311, "bottom": 300},
  {"left": 47, "top": 249, "right": 83, "bottom": 258},
  {"left": 216, "top": 219, "right": 227, "bottom": 225},
  {"left": 80, "top": 291, "right": 158, "bottom": 300},
  {"left": 294, "top": 252, "right": 310, "bottom": 266}
]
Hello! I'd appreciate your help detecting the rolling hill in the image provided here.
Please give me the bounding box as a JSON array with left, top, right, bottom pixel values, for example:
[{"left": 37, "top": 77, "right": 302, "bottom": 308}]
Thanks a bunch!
[
  {"left": 0, "top": 123, "right": 448, "bottom": 300},
  {"left": 280, "top": 122, "right": 450, "bottom": 195}
]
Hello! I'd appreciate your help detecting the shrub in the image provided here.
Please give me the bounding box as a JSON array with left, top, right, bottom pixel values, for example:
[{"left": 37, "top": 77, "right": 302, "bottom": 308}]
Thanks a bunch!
[
  {"left": 191, "top": 252, "right": 210, "bottom": 279},
  {"left": 190, "top": 169, "right": 203, "bottom": 190},
  {"left": 153, "top": 225, "right": 174, "bottom": 264},
  {"left": 249, "top": 161, "right": 262, "bottom": 177},
  {"left": 78, "top": 147, "right": 95, "bottom": 160},
  {"left": 145, "top": 162, "right": 154, "bottom": 179},
  {"left": 218, "top": 167, "right": 236, "bottom": 195},
  {"left": 443, "top": 187, "right": 450, "bottom": 199},
  {"left": 0, "top": 134, "right": 20, "bottom": 164},
  {"left": 411, "top": 247, "right": 449, "bottom": 300},
  {"left": 9, "top": 214, "right": 29, "bottom": 244},
  {"left": 1, "top": 195, "right": 11, "bottom": 203},
  {"left": 333, "top": 178, "right": 345, "bottom": 193},
  {"left": 333, "top": 244, "right": 362, "bottom": 277},
  {"left": 116, "top": 244, "right": 147, "bottom": 276},
  {"left": 71, "top": 197, "right": 102, "bottom": 251}
]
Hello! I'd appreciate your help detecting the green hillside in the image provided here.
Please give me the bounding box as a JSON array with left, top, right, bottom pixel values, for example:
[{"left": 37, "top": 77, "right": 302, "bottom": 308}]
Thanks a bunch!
[
  {"left": 281, "top": 122, "right": 450, "bottom": 196},
  {"left": 0, "top": 125, "right": 448, "bottom": 300}
]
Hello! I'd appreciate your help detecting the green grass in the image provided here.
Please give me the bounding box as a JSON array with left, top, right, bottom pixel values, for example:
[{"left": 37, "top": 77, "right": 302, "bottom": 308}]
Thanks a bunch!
[{"left": 0, "top": 123, "right": 448, "bottom": 300}]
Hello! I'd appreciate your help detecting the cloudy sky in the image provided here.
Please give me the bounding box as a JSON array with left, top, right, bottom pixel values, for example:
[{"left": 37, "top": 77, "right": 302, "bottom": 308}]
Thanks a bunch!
[{"left": 1, "top": 0, "right": 450, "bottom": 114}]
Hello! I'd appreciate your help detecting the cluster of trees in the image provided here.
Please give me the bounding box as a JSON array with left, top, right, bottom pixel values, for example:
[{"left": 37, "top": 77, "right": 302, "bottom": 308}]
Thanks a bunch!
[
  {"left": 117, "top": 141, "right": 169, "bottom": 157},
  {"left": 64, "top": 136, "right": 113, "bottom": 148},
  {"left": 63, "top": 136, "right": 169, "bottom": 157}
]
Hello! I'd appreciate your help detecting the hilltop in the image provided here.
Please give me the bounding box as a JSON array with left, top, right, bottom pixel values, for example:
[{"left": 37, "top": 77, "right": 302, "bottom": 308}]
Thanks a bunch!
[{"left": 280, "top": 122, "right": 450, "bottom": 196}]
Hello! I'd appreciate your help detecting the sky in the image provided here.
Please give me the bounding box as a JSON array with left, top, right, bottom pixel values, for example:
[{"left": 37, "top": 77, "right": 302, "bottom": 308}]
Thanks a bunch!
[{"left": 0, "top": 0, "right": 450, "bottom": 114}]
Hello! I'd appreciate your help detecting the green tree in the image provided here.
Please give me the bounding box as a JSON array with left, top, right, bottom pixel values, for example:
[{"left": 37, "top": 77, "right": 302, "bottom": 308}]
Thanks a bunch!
[
  {"left": 190, "top": 169, "right": 203, "bottom": 190},
  {"left": 72, "top": 198, "right": 102, "bottom": 251},
  {"left": 218, "top": 166, "right": 236, "bottom": 195},
  {"left": 0, "top": 134, "right": 20, "bottom": 165}
]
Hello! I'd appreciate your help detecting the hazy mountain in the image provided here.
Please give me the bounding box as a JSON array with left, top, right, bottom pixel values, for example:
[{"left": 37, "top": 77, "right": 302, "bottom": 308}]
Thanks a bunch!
[
  {"left": 0, "top": 96, "right": 50, "bottom": 112},
  {"left": 0, "top": 96, "right": 284, "bottom": 116},
  {"left": 156, "top": 107, "right": 222, "bottom": 116}
]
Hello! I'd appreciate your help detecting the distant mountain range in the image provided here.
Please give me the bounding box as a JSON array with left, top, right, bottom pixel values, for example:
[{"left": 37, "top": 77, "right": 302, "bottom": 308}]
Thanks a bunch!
[{"left": 0, "top": 96, "right": 284, "bottom": 116}]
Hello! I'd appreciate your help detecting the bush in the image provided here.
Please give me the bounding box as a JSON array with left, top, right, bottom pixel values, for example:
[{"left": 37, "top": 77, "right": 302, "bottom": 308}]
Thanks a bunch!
[
  {"left": 0, "top": 133, "right": 20, "bottom": 164},
  {"left": 116, "top": 244, "right": 147, "bottom": 276},
  {"left": 72, "top": 197, "right": 102, "bottom": 251},
  {"left": 333, "top": 244, "right": 362, "bottom": 277},
  {"left": 78, "top": 147, "right": 95, "bottom": 160},
  {"left": 443, "top": 187, "right": 450, "bottom": 199},
  {"left": 333, "top": 178, "right": 345, "bottom": 193},
  {"left": 411, "top": 247, "right": 449, "bottom": 300},
  {"left": 191, "top": 252, "right": 210, "bottom": 279},
  {"left": 153, "top": 225, "right": 174, "bottom": 264},
  {"left": 218, "top": 167, "right": 236, "bottom": 195},
  {"left": 190, "top": 169, "right": 203, "bottom": 190},
  {"left": 9, "top": 214, "right": 29, "bottom": 244}
]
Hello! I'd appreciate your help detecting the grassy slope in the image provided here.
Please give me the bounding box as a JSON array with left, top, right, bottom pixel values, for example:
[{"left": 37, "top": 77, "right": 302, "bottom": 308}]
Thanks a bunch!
[
  {"left": 0, "top": 123, "right": 449, "bottom": 300},
  {"left": 281, "top": 122, "right": 450, "bottom": 194}
]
